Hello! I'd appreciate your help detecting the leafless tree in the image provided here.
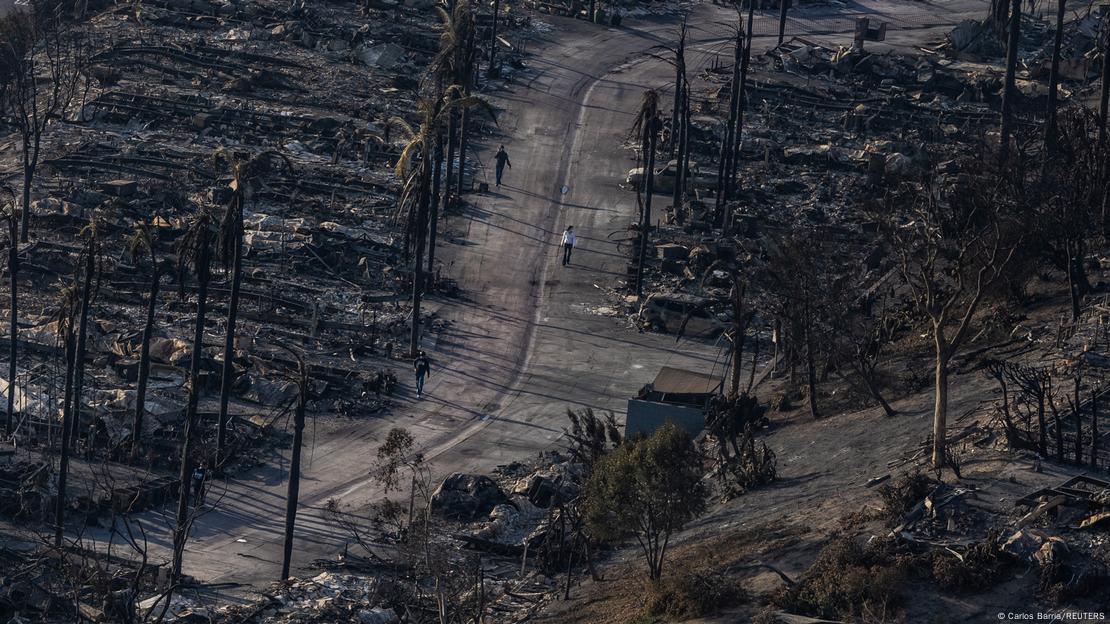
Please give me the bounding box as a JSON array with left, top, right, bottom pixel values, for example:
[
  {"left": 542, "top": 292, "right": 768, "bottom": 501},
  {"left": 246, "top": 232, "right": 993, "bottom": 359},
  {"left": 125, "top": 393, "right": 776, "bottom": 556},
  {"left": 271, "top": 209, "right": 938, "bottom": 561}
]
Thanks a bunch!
[
  {"left": 1, "top": 1, "right": 86, "bottom": 243},
  {"left": 892, "top": 175, "right": 1020, "bottom": 469}
]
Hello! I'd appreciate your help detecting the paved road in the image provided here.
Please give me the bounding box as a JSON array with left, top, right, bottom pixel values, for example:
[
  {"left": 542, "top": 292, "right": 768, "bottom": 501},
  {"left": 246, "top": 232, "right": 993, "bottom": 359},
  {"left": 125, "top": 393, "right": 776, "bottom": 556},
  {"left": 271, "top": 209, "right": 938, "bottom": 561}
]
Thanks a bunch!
[{"left": 74, "top": 0, "right": 990, "bottom": 597}]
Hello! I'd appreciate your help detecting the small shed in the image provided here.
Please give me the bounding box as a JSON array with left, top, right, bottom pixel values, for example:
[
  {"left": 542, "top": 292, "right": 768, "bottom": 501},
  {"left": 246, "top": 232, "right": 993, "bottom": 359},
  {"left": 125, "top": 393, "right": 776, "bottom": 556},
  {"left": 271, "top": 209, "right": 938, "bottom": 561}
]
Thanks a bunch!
[{"left": 625, "top": 367, "right": 721, "bottom": 439}]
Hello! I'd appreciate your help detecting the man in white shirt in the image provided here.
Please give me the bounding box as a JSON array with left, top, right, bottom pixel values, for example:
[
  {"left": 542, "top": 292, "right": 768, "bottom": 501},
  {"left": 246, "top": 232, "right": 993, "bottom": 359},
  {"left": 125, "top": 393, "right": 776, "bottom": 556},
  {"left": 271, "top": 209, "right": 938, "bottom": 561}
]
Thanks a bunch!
[{"left": 561, "top": 226, "right": 576, "bottom": 266}]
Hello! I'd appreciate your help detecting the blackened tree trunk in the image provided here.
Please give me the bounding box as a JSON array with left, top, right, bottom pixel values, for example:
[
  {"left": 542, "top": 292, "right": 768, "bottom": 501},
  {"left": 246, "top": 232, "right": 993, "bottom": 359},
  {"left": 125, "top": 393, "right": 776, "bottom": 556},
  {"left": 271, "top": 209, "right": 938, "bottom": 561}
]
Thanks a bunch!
[
  {"left": 999, "top": 0, "right": 1021, "bottom": 162},
  {"left": 444, "top": 111, "right": 458, "bottom": 209},
  {"left": 1074, "top": 376, "right": 1083, "bottom": 463},
  {"left": 487, "top": 0, "right": 501, "bottom": 78},
  {"left": 217, "top": 199, "right": 244, "bottom": 463},
  {"left": 173, "top": 230, "right": 211, "bottom": 581},
  {"left": 729, "top": 4, "right": 755, "bottom": 200},
  {"left": 1091, "top": 392, "right": 1099, "bottom": 468},
  {"left": 456, "top": 28, "right": 476, "bottom": 198},
  {"left": 932, "top": 351, "right": 950, "bottom": 465},
  {"left": 1037, "top": 389, "right": 1047, "bottom": 457},
  {"left": 778, "top": 0, "right": 788, "bottom": 45},
  {"left": 53, "top": 330, "right": 75, "bottom": 548},
  {"left": 1044, "top": 0, "right": 1066, "bottom": 154},
  {"left": 1100, "top": 21, "right": 1110, "bottom": 144},
  {"left": 70, "top": 245, "right": 95, "bottom": 448},
  {"left": 635, "top": 117, "right": 658, "bottom": 300},
  {"left": 131, "top": 268, "right": 159, "bottom": 463},
  {"left": 715, "top": 25, "right": 742, "bottom": 224},
  {"left": 281, "top": 360, "right": 308, "bottom": 580},
  {"left": 410, "top": 157, "right": 433, "bottom": 357},
  {"left": 804, "top": 295, "right": 819, "bottom": 419},
  {"left": 427, "top": 133, "right": 444, "bottom": 291},
  {"left": 5, "top": 213, "right": 16, "bottom": 436}
]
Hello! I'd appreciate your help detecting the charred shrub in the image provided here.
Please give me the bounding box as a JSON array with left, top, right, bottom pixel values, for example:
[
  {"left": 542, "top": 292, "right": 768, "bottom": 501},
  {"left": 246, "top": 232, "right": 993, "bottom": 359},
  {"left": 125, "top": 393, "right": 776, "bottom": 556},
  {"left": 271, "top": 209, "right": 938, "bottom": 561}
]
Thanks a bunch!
[
  {"left": 775, "top": 536, "right": 908, "bottom": 621},
  {"left": 930, "top": 531, "right": 1011, "bottom": 592},
  {"left": 644, "top": 571, "right": 745, "bottom": 619},
  {"left": 877, "top": 471, "right": 935, "bottom": 525}
]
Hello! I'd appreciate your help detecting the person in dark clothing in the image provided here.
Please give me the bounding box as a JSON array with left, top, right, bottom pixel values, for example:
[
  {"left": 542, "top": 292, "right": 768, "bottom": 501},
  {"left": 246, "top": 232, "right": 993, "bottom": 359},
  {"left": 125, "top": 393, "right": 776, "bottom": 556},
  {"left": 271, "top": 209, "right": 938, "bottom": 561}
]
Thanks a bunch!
[
  {"left": 413, "top": 351, "right": 431, "bottom": 398},
  {"left": 494, "top": 145, "right": 511, "bottom": 187},
  {"left": 191, "top": 464, "right": 207, "bottom": 508}
]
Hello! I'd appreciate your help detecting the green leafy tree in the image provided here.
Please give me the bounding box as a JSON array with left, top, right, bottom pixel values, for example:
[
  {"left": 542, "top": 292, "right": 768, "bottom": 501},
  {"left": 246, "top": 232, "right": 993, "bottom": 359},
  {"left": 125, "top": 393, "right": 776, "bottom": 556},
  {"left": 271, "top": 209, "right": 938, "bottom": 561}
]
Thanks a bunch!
[{"left": 584, "top": 422, "right": 707, "bottom": 580}]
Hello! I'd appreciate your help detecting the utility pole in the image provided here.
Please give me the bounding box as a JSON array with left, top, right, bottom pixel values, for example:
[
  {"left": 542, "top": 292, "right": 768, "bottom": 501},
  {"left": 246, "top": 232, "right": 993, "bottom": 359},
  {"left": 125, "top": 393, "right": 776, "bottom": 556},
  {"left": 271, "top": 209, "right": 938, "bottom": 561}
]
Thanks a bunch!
[
  {"left": 778, "top": 0, "right": 788, "bottom": 46},
  {"left": 670, "top": 19, "right": 687, "bottom": 208},
  {"left": 280, "top": 359, "right": 308, "bottom": 580},
  {"left": 635, "top": 103, "right": 659, "bottom": 300},
  {"left": 669, "top": 18, "right": 687, "bottom": 162},
  {"left": 1045, "top": 0, "right": 1066, "bottom": 154},
  {"left": 999, "top": 0, "right": 1021, "bottom": 162},
  {"left": 487, "top": 0, "right": 501, "bottom": 78}
]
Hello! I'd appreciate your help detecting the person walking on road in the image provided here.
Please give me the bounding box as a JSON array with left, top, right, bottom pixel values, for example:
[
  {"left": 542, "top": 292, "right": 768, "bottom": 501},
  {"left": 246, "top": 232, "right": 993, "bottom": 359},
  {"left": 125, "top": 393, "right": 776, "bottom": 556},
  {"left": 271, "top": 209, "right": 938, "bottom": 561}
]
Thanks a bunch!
[
  {"left": 191, "top": 464, "right": 207, "bottom": 508},
  {"left": 561, "top": 225, "right": 576, "bottom": 266},
  {"left": 413, "top": 351, "right": 431, "bottom": 398},
  {"left": 494, "top": 145, "right": 511, "bottom": 187}
]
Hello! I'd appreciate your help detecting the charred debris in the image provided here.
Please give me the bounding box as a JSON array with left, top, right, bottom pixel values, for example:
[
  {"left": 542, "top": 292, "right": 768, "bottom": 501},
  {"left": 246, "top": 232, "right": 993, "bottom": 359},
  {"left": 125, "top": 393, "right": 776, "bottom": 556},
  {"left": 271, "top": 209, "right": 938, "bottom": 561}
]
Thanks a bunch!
[{"left": 0, "top": 0, "right": 538, "bottom": 619}]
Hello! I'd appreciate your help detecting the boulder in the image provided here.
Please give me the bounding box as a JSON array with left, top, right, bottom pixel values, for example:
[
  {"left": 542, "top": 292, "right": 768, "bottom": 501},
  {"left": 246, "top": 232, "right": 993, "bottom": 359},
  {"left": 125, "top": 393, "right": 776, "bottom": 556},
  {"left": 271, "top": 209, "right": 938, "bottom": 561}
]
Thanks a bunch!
[{"left": 430, "top": 473, "right": 510, "bottom": 521}]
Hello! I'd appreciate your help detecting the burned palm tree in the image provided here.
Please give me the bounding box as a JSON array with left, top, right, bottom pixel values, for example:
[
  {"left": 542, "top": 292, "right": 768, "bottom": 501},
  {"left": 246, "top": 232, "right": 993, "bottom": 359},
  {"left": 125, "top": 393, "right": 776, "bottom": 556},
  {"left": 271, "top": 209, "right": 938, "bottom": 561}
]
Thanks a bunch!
[
  {"left": 52, "top": 283, "right": 77, "bottom": 547},
  {"left": 213, "top": 149, "right": 294, "bottom": 464},
  {"left": 394, "top": 78, "right": 494, "bottom": 357},
  {"left": 69, "top": 221, "right": 101, "bottom": 448},
  {"left": 172, "top": 208, "right": 214, "bottom": 581},
  {"left": 430, "top": 0, "right": 474, "bottom": 288},
  {"left": 128, "top": 225, "right": 164, "bottom": 463},
  {"left": 54, "top": 222, "right": 100, "bottom": 546}
]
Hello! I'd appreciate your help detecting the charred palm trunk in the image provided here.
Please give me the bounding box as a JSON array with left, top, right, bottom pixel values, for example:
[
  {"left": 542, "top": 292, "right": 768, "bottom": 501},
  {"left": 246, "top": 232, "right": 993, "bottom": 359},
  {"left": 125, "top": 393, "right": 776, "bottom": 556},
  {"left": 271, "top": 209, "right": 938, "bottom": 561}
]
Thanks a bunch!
[
  {"left": 410, "top": 156, "right": 433, "bottom": 357},
  {"left": 999, "top": 0, "right": 1021, "bottom": 162},
  {"left": 131, "top": 268, "right": 159, "bottom": 463},
  {"left": 1045, "top": 0, "right": 1066, "bottom": 154},
  {"left": 427, "top": 133, "right": 444, "bottom": 291},
  {"left": 456, "top": 28, "right": 476, "bottom": 198},
  {"left": 281, "top": 361, "right": 308, "bottom": 580},
  {"left": 444, "top": 110, "right": 458, "bottom": 208},
  {"left": 173, "top": 230, "right": 211, "bottom": 581},
  {"left": 217, "top": 199, "right": 243, "bottom": 463},
  {"left": 70, "top": 248, "right": 95, "bottom": 448}
]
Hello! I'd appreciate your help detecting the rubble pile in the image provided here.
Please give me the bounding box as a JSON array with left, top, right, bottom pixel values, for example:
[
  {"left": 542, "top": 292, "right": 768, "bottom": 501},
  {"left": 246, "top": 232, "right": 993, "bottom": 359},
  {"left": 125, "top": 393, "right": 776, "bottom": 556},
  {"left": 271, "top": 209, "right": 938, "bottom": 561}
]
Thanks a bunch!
[
  {"left": 213, "top": 572, "right": 398, "bottom": 624},
  {"left": 0, "top": 0, "right": 530, "bottom": 526}
]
